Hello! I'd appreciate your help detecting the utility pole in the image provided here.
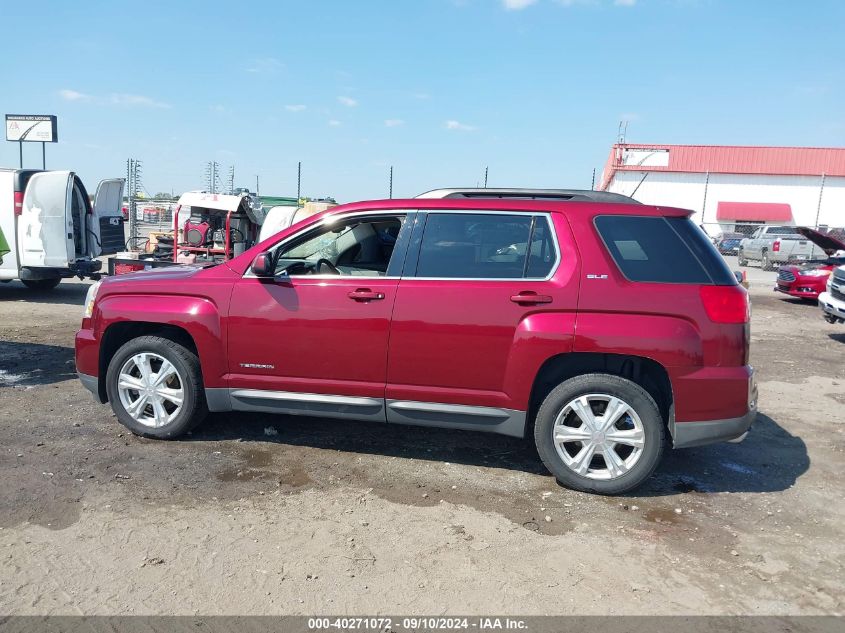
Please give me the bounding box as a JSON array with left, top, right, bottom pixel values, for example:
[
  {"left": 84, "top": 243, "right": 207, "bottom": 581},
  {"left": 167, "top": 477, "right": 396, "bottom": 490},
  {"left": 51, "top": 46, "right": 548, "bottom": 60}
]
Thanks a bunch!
[
  {"left": 389, "top": 165, "right": 393, "bottom": 199},
  {"left": 227, "top": 165, "right": 235, "bottom": 195},
  {"left": 126, "top": 158, "right": 143, "bottom": 250},
  {"left": 297, "top": 161, "right": 302, "bottom": 202},
  {"left": 483, "top": 166, "right": 488, "bottom": 188},
  {"left": 815, "top": 173, "right": 826, "bottom": 228},
  {"left": 205, "top": 161, "right": 220, "bottom": 194},
  {"left": 255, "top": 175, "right": 259, "bottom": 196},
  {"left": 591, "top": 168, "right": 596, "bottom": 191}
]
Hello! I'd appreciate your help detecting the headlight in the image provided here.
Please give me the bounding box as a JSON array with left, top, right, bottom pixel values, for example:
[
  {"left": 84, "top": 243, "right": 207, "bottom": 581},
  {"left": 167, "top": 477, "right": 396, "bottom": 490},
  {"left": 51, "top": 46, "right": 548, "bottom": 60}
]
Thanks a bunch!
[
  {"left": 83, "top": 281, "right": 102, "bottom": 318},
  {"left": 803, "top": 269, "right": 831, "bottom": 277}
]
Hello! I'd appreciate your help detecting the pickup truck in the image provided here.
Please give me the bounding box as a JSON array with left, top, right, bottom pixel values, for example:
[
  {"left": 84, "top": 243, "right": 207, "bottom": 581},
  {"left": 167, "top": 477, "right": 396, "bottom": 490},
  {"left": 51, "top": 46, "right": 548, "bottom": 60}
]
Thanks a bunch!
[{"left": 738, "top": 226, "right": 826, "bottom": 271}]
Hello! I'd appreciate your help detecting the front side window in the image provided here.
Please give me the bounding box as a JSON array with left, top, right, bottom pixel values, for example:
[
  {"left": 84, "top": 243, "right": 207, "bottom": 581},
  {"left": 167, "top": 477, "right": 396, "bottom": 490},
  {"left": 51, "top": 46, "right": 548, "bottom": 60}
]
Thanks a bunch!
[
  {"left": 415, "top": 213, "right": 556, "bottom": 279},
  {"left": 273, "top": 215, "right": 404, "bottom": 276}
]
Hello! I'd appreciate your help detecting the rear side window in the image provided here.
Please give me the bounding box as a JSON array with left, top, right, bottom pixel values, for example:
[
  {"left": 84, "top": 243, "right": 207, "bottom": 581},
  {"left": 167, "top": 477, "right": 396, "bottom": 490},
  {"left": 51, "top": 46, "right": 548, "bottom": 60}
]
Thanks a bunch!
[
  {"left": 595, "top": 215, "right": 736, "bottom": 285},
  {"left": 415, "top": 213, "right": 556, "bottom": 279}
]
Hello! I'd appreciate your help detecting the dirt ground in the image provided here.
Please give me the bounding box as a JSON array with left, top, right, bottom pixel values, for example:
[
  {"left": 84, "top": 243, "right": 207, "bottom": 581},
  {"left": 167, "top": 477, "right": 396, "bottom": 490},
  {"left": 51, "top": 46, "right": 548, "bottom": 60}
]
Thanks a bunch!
[{"left": 0, "top": 272, "right": 843, "bottom": 616}]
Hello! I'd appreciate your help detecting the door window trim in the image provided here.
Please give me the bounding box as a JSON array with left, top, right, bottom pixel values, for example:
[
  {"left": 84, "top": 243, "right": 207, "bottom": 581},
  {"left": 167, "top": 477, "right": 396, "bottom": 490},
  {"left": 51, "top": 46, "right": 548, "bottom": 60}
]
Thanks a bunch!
[{"left": 405, "top": 209, "right": 561, "bottom": 282}]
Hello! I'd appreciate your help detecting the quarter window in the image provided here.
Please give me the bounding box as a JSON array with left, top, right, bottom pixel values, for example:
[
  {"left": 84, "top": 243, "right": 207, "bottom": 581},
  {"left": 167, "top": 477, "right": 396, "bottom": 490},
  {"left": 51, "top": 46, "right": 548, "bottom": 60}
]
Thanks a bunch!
[{"left": 415, "top": 213, "right": 557, "bottom": 279}]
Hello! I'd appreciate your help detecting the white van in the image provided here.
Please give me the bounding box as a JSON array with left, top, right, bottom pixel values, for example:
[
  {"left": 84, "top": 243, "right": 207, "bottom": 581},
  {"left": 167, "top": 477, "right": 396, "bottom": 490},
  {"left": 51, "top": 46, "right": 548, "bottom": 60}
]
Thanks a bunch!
[{"left": 0, "top": 168, "right": 124, "bottom": 289}]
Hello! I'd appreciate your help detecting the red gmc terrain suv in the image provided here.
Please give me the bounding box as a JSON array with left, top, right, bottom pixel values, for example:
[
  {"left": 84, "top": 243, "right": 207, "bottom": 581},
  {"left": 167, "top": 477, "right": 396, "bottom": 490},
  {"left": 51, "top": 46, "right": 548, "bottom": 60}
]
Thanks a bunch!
[{"left": 76, "top": 189, "right": 757, "bottom": 494}]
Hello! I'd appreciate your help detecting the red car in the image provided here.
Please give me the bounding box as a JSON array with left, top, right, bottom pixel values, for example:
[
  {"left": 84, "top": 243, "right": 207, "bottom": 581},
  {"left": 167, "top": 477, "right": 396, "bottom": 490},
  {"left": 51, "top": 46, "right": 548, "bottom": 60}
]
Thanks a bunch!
[
  {"left": 76, "top": 189, "right": 756, "bottom": 495},
  {"left": 775, "top": 227, "right": 845, "bottom": 300}
]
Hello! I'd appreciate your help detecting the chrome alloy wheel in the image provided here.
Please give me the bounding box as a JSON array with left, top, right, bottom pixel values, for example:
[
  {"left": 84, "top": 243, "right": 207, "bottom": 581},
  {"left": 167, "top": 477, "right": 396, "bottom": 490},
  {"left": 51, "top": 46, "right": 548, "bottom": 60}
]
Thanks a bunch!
[
  {"left": 116, "top": 352, "right": 184, "bottom": 428},
  {"left": 552, "top": 394, "right": 646, "bottom": 480}
]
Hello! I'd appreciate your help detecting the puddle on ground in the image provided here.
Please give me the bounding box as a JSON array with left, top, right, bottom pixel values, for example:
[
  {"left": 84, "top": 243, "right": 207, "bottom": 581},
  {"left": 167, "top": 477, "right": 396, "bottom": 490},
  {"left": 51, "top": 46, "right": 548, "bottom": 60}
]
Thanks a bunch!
[
  {"left": 216, "top": 449, "right": 311, "bottom": 488},
  {"left": 644, "top": 508, "right": 685, "bottom": 525}
]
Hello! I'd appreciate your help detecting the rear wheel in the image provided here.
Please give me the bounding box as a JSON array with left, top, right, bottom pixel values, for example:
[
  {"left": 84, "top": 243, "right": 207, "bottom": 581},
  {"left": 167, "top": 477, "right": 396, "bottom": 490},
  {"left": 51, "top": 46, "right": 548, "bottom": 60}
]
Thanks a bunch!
[
  {"left": 534, "top": 373, "right": 665, "bottom": 495},
  {"left": 761, "top": 250, "right": 773, "bottom": 271},
  {"left": 105, "top": 335, "right": 207, "bottom": 439},
  {"left": 22, "top": 278, "right": 61, "bottom": 290}
]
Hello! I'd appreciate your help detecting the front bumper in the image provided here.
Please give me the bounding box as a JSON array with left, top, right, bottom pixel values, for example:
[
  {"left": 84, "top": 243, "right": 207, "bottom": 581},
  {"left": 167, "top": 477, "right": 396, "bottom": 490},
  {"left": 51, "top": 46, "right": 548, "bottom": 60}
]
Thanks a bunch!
[
  {"left": 819, "top": 291, "right": 845, "bottom": 322},
  {"left": 672, "top": 371, "right": 757, "bottom": 449},
  {"left": 77, "top": 372, "right": 105, "bottom": 403},
  {"left": 775, "top": 283, "right": 823, "bottom": 299}
]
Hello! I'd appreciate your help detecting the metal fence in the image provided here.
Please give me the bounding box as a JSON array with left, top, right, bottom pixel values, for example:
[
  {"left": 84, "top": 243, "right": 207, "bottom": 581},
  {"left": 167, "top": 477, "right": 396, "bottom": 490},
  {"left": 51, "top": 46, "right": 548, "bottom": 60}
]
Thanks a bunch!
[{"left": 125, "top": 199, "right": 178, "bottom": 252}]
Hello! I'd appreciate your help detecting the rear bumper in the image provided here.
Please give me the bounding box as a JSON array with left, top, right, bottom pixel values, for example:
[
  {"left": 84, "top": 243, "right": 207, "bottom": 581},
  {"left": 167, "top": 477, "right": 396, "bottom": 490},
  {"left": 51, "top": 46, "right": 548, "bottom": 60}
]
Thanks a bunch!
[{"left": 672, "top": 368, "right": 758, "bottom": 449}]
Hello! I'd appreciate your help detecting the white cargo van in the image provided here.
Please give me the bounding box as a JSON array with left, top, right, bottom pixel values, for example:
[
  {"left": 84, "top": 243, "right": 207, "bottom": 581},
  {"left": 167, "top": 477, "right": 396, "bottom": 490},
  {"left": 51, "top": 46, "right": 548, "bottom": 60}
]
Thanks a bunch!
[{"left": 0, "top": 168, "right": 124, "bottom": 289}]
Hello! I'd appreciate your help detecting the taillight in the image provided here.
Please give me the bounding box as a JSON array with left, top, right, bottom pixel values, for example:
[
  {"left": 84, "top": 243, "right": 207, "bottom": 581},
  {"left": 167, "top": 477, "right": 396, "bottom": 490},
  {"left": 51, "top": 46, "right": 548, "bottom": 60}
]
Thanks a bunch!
[
  {"left": 772, "top": 239, "right": 780, "bottom": 252},
  {"left": 13, "top": 191, "right": 23, "bottom": 215},
  {"left": 700, "top": 285, "right": 749, "bottom": 324}
]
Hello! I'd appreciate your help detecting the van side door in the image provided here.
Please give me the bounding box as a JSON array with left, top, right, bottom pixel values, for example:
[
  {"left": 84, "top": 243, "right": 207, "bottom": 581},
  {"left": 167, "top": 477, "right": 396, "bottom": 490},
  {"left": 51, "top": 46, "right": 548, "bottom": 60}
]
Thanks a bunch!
[
  {"left": 17, "top": 171, "right": 74, "bottom": 268},
  {"left": 90, "top": 178, "right": 126, "bottom": 256}
]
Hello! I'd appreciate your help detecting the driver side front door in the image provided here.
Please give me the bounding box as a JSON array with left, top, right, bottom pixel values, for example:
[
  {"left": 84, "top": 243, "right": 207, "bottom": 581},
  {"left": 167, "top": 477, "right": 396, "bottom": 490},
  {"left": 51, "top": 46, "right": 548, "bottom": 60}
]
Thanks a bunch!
[{"left": 225, "top": 211, "right": 411, "bottom": 422}]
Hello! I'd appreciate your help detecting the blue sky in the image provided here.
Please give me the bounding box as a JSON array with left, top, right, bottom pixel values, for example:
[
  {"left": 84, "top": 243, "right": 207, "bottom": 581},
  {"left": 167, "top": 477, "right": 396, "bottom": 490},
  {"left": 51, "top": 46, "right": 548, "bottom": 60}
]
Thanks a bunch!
[{"left": 1, "top": 0, "right": 843, "bottom": 201}]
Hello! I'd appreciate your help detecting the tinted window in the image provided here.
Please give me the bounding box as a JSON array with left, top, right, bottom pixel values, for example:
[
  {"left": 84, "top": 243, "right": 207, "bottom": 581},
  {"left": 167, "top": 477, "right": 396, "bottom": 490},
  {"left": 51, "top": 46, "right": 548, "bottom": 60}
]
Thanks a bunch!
[
  {"left": 416, "top": 213, "right": 535, "bottom": 279},
  {"left": 667, "top": 217, "right": 737, "bottom": 285},
  {"left": 595, "top": 215, "right": 729, "bottom": 284},
  {"left": 526, "top": 217, "right": 556, "bottom": 278}
]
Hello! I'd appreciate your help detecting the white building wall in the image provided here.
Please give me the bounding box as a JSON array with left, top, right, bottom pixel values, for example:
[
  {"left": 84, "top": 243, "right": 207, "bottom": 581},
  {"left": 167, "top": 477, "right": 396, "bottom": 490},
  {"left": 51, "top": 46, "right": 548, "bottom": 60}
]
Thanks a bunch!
[{"left": 606, "top": 171, "right": 845, "bottom": 235}]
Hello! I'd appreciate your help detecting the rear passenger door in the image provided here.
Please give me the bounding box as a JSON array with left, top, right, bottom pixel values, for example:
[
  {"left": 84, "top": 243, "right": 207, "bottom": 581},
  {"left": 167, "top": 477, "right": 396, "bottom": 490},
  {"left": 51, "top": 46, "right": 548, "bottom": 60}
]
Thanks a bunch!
[{"left": 385, "top": 210, "right": 578, "bottom": 435}]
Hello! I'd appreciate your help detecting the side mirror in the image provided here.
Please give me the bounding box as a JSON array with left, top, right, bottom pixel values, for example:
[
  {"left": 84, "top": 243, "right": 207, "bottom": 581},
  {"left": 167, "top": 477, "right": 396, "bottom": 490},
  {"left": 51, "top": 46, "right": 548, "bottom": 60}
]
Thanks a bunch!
[{"left": 250, "top": 252, "right": 273, "bottom": 277}]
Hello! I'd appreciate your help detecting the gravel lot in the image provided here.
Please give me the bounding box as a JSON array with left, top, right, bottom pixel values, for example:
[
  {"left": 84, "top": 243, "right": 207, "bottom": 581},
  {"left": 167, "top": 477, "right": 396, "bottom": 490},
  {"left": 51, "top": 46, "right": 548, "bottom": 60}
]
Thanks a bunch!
[{"left": 0, "top": 266, "right": 843, "bottom": 616}]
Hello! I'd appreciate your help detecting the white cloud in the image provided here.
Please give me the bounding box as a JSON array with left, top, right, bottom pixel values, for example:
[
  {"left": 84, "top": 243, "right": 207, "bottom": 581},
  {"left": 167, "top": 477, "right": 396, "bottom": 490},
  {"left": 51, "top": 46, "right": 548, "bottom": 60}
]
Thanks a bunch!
[
  {"left": 285, "top": 104, "right": 307, "bottom": 112},
  {"left": 502, "top": 0, "right": 538, "bottom": 9},
  {"left": 210, "top": 104, "right": 226, "bottom": 113},
  {"left": 58, "top": 89, "right": 91, "bottom": 102},
  {"left": 328, "top": 119, "right": 341, "bottom": 127},
  {"left": 445, "top": 120, "right": 476, "bottom": 132},
  {"left": 338, "top": 96, "right": 358, "bottom": 107},
  {"left": 110, "top": 93, "right": 171, "bottom": 108},
  {"left": 384, "top": 119, "right": 404, "bottom": 127},
  {"left": 246, "top": 57, "right": 283, "bottom": 74}
]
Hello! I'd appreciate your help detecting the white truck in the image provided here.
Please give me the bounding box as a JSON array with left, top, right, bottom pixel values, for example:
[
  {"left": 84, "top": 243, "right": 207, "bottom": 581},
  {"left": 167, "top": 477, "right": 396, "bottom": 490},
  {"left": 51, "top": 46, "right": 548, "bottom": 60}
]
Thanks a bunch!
[
  {"left": 0, "top": 168, "right": 124, "bottom": 289},
  {"left": 737, "top": 225, "right": 827, "bottom": 271},
  {"left": 819, "top": 265, "right": 845, "bottom": 324}
]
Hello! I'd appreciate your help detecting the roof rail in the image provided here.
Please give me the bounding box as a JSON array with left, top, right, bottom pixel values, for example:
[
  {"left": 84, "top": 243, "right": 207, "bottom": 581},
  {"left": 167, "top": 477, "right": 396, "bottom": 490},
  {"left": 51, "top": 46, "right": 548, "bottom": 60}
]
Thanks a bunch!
[{"left": 416, "top": 188, "right": 640, "bottom": 204}]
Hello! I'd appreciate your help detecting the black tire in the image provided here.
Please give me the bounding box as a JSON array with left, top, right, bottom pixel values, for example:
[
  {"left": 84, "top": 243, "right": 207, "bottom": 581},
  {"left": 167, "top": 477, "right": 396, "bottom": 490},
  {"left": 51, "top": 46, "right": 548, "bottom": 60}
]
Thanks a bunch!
[
  {"left": 533, "top": 373, "right": 665, "bottom": 495},
  {"left": 737, "top": 249, "right": 748, "bottom": 267},
  {"left": 761, "top": 250, "right": 772, "bottom": 271},
  {"left": 105, "top": 335, "right": 208, "bottom": 439},
  {"left": 22, "top": 278, "right": 61, "bottom": 290}
]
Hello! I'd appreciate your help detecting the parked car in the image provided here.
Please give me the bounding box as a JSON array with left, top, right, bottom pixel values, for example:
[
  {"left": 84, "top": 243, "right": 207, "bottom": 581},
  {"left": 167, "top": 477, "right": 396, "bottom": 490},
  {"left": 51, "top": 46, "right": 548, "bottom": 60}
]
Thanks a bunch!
[
  {"left": 75, "top": 188, "right": 756, "bottom": 495},
  {"left": 819, "top": 264, "right": 845, "bottom": 324},
  {"left": 738, "top": 225, "right": 826, "bottom": 270},
  {"left": 0, "top": 225, "right": 8, "bottom": 265},
  {"left": 0, "top": 168, "right": 124, "bottom": 288},
  {"left": 715, "top": 232, "right": 743, "bottom": 255},
  {"left": 775, "top": 227, "right": 845, "bottom": 301}
]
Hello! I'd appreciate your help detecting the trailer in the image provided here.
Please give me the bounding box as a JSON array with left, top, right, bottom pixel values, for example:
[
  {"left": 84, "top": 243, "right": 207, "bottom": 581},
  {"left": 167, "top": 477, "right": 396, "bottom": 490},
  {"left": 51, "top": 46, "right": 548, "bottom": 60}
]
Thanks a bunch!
[{"left": 108, "top": 191, "right": 267, "bottom": 275}]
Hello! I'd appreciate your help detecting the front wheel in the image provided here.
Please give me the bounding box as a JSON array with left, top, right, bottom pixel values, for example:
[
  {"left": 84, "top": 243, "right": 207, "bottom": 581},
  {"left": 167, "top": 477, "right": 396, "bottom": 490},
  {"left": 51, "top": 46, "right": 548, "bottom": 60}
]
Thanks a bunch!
[
  {"left": 533, "top": 374, "right": 665, "bottom": 495},
  {"left": 737, "top": 249, "right": 748, "bottom": 267},
  {"left": 105, "top": 335, "right": 208, "bottom": 439},
  {"left": 22, "top": 278, "right": 61, "bottom": 290}
]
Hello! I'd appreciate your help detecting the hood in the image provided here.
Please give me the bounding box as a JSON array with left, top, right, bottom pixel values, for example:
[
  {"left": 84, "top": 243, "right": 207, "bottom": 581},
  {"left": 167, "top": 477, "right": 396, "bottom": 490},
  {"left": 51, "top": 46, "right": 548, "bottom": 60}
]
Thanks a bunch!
[
  {"left": 104, "top": 264, "right": 208, "bottom": 285},
  {"left": 796, "top": 227, "right": 845, "bottom": 255}
]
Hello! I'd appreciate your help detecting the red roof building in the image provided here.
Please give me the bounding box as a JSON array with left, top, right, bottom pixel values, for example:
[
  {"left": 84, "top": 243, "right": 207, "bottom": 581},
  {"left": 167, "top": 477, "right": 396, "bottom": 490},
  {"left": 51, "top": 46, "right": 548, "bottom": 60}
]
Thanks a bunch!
[{"left": 600, "top": 144, "right": 845, "bottom": 232}]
